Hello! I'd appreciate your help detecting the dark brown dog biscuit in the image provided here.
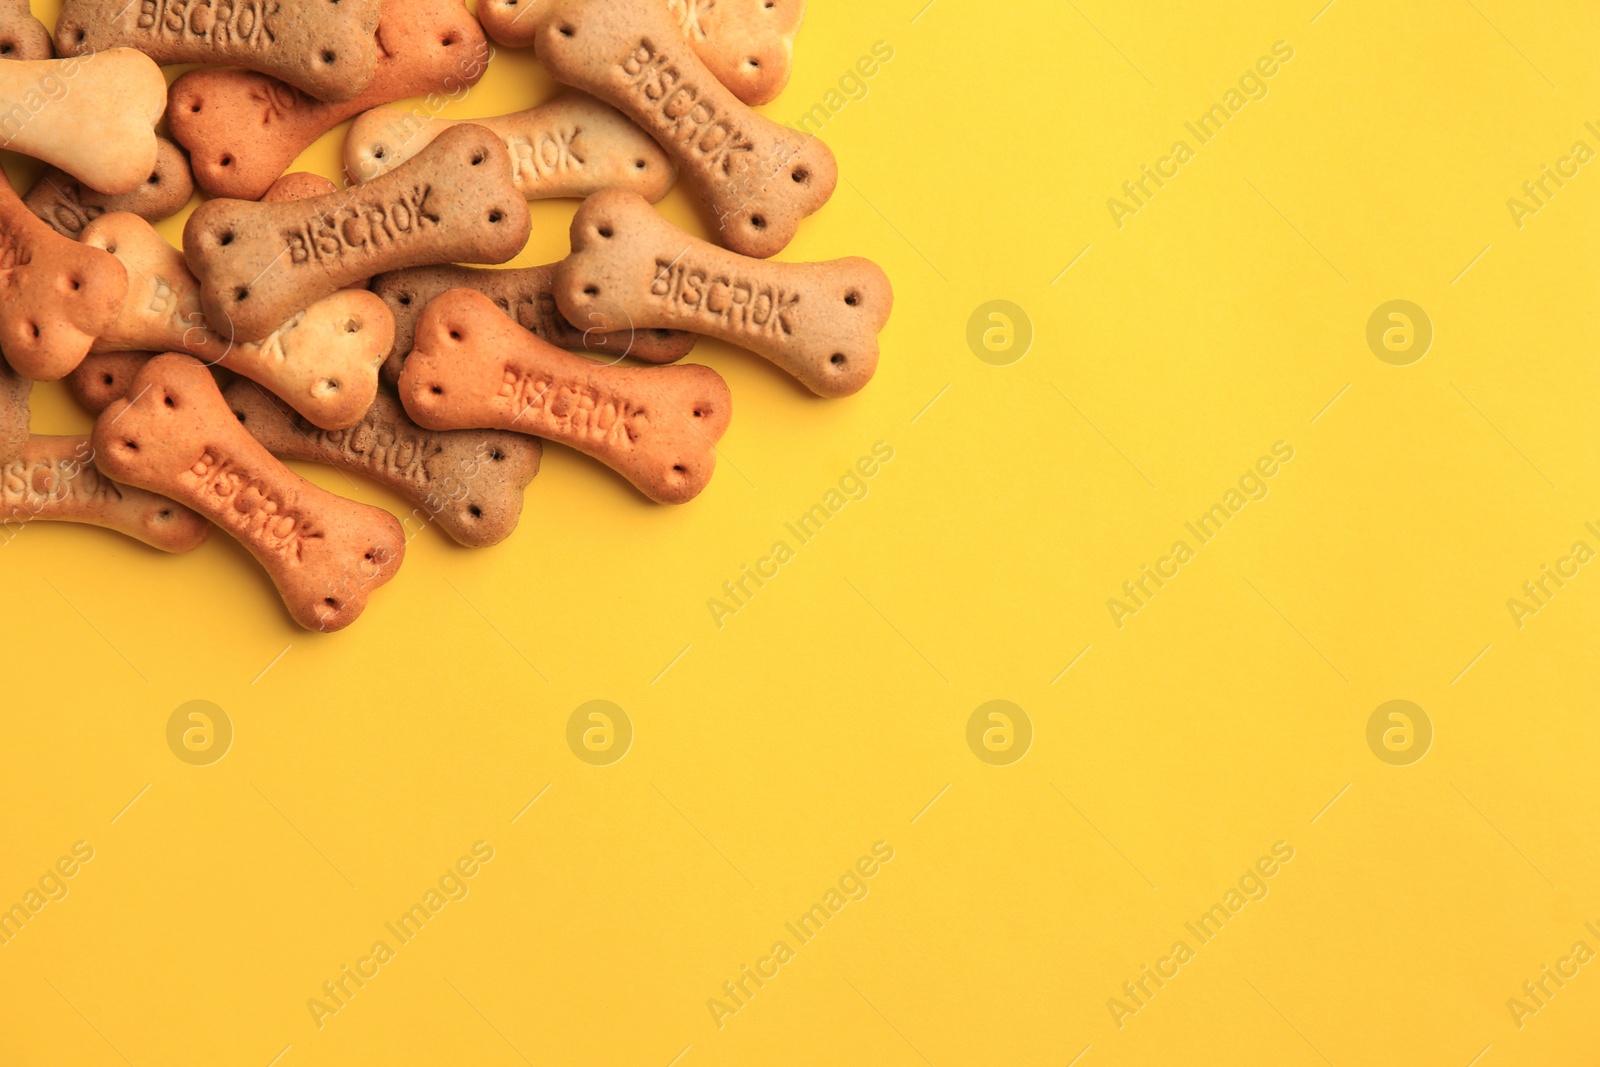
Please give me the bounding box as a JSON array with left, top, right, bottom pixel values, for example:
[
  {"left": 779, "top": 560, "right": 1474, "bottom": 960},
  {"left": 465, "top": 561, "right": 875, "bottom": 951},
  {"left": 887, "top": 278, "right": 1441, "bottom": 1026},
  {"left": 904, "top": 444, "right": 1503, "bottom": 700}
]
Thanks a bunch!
[
  {"left": 399, "top": 288, "right": 730, "bottom": 504},
  {"left": 535, "top": 0, "right": 835, "bottom": 258},
  {"left": 1, "top": 433, "right": 210, "bottom": 551},
  {"left": 185, "top": 123, "right": 529, "bottom": 342},
  {"left": 0, "top": 353, "right": 29, "bottom": 462},
  {"left": 0, "top": 0, "right": 53, "bottom": 61},
  {"left": 370, "top": 262, "right": 696, "bottom": 387},
  {"left": 166, "top": 0, "right": 489, "bottom": 199},
  {"left": 93, "top": 353, "right": 406, "bottom": 630},
  {"left": 56, "top": 0, "right": 383, "bottom": 103},
  {"left": 225, "top": 381, "right": 541, "bottom": 547},
  {"left": 0, "top": 168, "right": 129, "bottom": 382},
  {"left": 556, "top": 190, "right": 891, "bottom": 396},
  {"left": 24, "top": 137, "right": 195, "bottom": 239}
]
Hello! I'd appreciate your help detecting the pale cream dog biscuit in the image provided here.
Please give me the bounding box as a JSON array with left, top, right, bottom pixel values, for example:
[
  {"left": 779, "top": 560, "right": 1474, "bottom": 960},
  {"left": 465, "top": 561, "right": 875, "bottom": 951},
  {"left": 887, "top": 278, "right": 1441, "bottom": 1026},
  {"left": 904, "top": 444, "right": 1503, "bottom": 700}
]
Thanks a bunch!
[
  {"left": 0, "top": 168, "right": 129, "bottom": 382},
  {"left": 479, "top": 0, "right": 802, "bottom": 107},
  {"left": 0, "top": 353, "right": 29, "bottom": 462},
  {"left": 556, "top": 190, "right": 891, "bottom": 396},
  {"left": 535, "top": 0, "right": 834, "bottom": 258},
  {"left": 57, "top": 0, "right": 383, "bottom": 103},
  {"left": 399, "top": 288, "right": 730, "bottom": 503},
  {"left": 0, "top": 50, "right": 166, "bottom": 195},
  {"left": 225, "top": 381, "right": 542, "bottom": 547},
  {"left": 370, "top": 261, "right": 697, "bottom": 387},
  {"left": 94, "top": 353, "right": 406, "bottom": 630},
  {"left": 344, "top": 93, "right": 674, "bottom": 202},
  {"left": 185, "top": 123, "right": 529, "bottom": 342},
  {"left": 24, "top": 137, "right": 196, "bottom": 239},
  {"left": 81, "top": 212, "right": 394, "bottom": 430},
  {"left": 1, "top": 433, "right": 210, "bottom": 551},
  {"left": 166, "top": 0, "right": 490, "bottom": 199},
  {"left": 0, "top": 0, "right": 54, "bottom": 61}
]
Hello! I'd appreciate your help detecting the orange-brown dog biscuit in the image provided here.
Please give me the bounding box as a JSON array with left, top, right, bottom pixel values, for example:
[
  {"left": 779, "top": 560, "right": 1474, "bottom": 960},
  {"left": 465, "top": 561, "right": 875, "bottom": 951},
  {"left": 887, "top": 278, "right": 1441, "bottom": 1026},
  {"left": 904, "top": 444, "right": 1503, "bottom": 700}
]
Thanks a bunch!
[
  {"left": 0, "top": 169, "right": 129, "bottom": 382},
  {"left": 370, "top": 261, "right": 696, "bottom": 386},
  {"left": 226, "top": 381, "right": 541, "bottom": 547},
  {"left": 94, "top": 353, "right": 405, "bottom": 630},
  {"left": 0, "top": 0, "right": 54, "bottom": 61},
  {"left": 535, "top": 0, "right": 834, "bottom": 258},
  {"left": 0, "top": 353, "right": 29, "bottom": 462},
  {"left": 0, "top": 50, "right": 166, "bottom": 195},
  {"left": 345, "top": 93, "right": 674, "bottom": 202},
  {"left": 556, "top": 190, "right": 890, "bottom": 397},
  {"left": 81, "top": 212, "right": 394, "bottom": 429},
  {"left": 69, "top": 350, "right": 155, "bottom": 415},
  {"left": 166, "top": 0, "right": 489, "bottom": 199},
  {"left": 262, "top": 171, "right": 339, "bottom": 202},
  {"left": 24, "top": 137, "right": 195, "bottom": 239},
  {"left": 399, "top": 288, "right": 730, "bottom": 503},
  {"left": 57, "top": 0, "right": 382, "bottom": 102},
  {"left": 1, "top": 434, "right": 210, "bottom": 551},
  {"left": 185, "top": 124, "right": 528, "bottom": 343}
]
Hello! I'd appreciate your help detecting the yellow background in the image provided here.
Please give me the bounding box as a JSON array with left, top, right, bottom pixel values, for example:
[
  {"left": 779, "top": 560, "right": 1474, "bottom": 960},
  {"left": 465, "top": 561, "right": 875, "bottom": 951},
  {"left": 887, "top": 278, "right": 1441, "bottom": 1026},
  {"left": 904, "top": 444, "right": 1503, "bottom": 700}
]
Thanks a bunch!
[{"left": 4, "top": 0, "right": 1600, "bottom": 1063}]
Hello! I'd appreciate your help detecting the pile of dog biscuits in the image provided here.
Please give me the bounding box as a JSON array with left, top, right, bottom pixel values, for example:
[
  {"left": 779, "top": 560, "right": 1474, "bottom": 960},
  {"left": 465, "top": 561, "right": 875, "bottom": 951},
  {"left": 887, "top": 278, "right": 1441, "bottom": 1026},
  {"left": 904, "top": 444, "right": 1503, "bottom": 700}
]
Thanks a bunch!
[{"left": 0, "top": 0, "right": 893, "bottom": 631}]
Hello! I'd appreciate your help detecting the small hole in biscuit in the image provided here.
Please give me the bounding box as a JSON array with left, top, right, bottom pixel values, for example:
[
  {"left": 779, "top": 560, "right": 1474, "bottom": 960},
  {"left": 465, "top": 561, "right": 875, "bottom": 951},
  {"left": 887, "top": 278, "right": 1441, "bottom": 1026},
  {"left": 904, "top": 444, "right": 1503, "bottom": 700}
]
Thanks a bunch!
[
  {"left": 693, "top": 408, "right": 705, "bottom": 418},
  {"left": 672, "top": 464, "right": 686, "bottom": 473},
  {"left": 28, "top": 323, "right": 38, "bottom": 338},
  {"left": 792, "top": 167, "right": 808, "bottom": 183},
  {"left": 467, "top": 504, "right": 482, "bottom": 518},
  {"left": 122, "top": 439, "right": 138, "bottom": 451},
  {"left": 490, "top": 448, "right": 504, "bottom": 461},
  {"left": 471, "top": 151, "right": 485, "bottom": 166},
  {"left": 321, "top": 50, "right": 336, "bottom": 64},
  {"left": 190, "top": 103, "right": 201, "bottom": 112},
  {"left": 364, "top": 551, "right": 373, "bottom": 561},
  {"left": 844, "top": 292, "right": 859, "bottom": 306},
  {"left": 324, "top": 597, "right": 339, "bottom": 607},
  {"left": 345, "top": 318, "right": 361, "bottom": 333},
  {"left": 320, "top": 379, "right": 340, "bottom": 393},
  {"left": 448, "top": 330, "right": 461, "bottom": 341},
  {"left": 70, "top": 278, "right": 80, "bottom": 291},
  {"left": 164, "top": 395, "right": 175, "bottom": 408},
  {"left": 373, "top": 146, "right": 385, "bottom": 159},
  {"left": 75, "top": 29, "right": 85, "bottom": 42},
  {"left": 105, "top": 242, "right": 117, "bottom": 254},
  {"left": 235, "top": 287, "right": 249, "bottom": 301},
  {"left": 157, "top": 508, "right": 171, "bottom": 519},
  {"left": 558, "top": 23, "right": 574, "bottom": 36},
  {"left": 220, "top": 154, "right": 233, "bottom": 167},
  {"left": 398, "top": 294, "right": 411, "bottom": 305},
  {"left": 102, "top": 373, "right": 114, "bottom": 386},
  {"left": 583, "top": 285, "right": 598, "bottom": 296},
  {"left": 745, "top": 57, "right": 760, "bottom": 69},
  {"left": 219, "top": 231, "right": 233, "bottom": 246},
  {"left": 830, "top": 353, "right": 846, "bottom": 365},
  {"left": 430, "top": 385, "right": 443, "bottom": 395},
  {"left": 442, "top": 32, "right": 459, "bottom": 45},
  {"left": 148, "top": 173, "right": 160, "bottom": 184},
  {"left": 750, "top": 215, "right": 766, "bottom": 229},
  {"left": 634, "top": 159, "right": 646, "bottom": 169},
  {"left": 488, "top": 210, "right": 503, "bottom": 223},
  {"left": 598, "top": 225, "right": 613, "bottom": 238},
  {"left": 0, "top": 43, "right": 12, "bottom": 56}
]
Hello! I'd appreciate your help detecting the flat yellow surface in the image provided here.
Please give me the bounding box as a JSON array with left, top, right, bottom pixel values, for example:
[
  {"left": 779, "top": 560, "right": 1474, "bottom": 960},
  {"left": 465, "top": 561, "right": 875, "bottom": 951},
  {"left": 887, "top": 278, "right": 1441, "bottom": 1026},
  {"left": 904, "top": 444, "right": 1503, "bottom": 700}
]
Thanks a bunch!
[{"left": 5, "top": 0, "right": 1600, "bottom": 1063}]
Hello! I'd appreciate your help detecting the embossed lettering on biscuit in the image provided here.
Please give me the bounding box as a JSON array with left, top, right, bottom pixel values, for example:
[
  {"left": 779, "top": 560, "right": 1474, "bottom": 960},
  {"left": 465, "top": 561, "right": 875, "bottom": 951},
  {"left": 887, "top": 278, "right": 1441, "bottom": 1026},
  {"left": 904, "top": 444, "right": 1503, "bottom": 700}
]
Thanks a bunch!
[
  {"left": 399, "top": 287, "right": 730, "bottom": 504},
  {"left": 227, "top": 382, "right": 541, "bottom": 547},
  {"left": 0, "top": 433, "right": 210, "bottom": 551},
  {"left": 184, "top": 123, "right": 528, "bottom": 343},
  {"left": 556, "top": 190, "right": 891, "bottom": 397},
  {"left": 0, "top": 50, "right": 166, "bottom": 195},
  {"left": 93, "top": 353, "right": 405, "bottom": 630},
  {"left": 535, "top": 0, "right": 835, "bottom": 258},
  {"left": 166, "top": 0, "right": 490, "bottom": 200},
  {"left": 345, "top": 93, "right": 674, "bottom": 202},
  {"left": 81, "top": 212, "right": 394, "bottom": 429},
  {"left": 24, "top": 138, "right": 196, "bottom": 239},
  {"left": 370, "top": 261, "right": 697, "bottom": 387}
]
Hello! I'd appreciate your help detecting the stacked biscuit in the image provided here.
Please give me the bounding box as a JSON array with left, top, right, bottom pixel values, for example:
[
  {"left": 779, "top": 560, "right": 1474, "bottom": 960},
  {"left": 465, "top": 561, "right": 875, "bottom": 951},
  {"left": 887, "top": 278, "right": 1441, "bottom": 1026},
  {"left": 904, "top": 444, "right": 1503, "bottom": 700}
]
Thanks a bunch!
[{"left": 0, "top": 0, "right": 892, "bottom": 631}]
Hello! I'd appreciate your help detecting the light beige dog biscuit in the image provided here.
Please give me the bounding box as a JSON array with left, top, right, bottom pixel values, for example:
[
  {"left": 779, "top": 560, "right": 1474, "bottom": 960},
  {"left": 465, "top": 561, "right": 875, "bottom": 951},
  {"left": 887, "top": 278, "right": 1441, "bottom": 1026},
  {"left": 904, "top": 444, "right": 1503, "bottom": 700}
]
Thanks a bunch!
[
  {"left": 556, "top": 190, "right": 891, "bottom": 397},
  {"left": 0, "top": 354, "right": 29, "bottom": 462},
  {"left": 166, "top": 0, "right": 490, "bottom": 199},
  {"left": 24, "top": 137, "right": 195, "bottom": 239},
  {"left": 81, "top": 212, "right": 394, "bottom": 429},
  {"left": 57, "top": 0, "right": 382, "bottom": 102},
  {"left": 0, "top": 50, "right": 166, "bottom": 195},
  {"left": 185, "top": 123, "right": 529, "bottom": 342},
  {"left": 399, "top": 288, "right": 730, "bottom": 503},
  {"left": 0, "top": 0, "right": 54, "bottom": 61},
  {"left": 94, "top": 353, "right": 406, "bottom": 630},
  {"left": 226, "top": 381, "right": 542, "bottom": 547},
  {"left": 1, "top": 433, "right": 210, "bottom": 551},
  {"left": 345, "top": 93, "right": 674, "bottom": 202},
  {"left": 370, "top": 261, "right": 697, "bottom": 387},
  {"left": 0, "top": 169, "right": 129, "bottom": 382},
  {"left": 479, "top": 0, "right": 802, "bottom": 107},
  {"left": 535, "top": 0, "right": 834, "bottom": 258}
]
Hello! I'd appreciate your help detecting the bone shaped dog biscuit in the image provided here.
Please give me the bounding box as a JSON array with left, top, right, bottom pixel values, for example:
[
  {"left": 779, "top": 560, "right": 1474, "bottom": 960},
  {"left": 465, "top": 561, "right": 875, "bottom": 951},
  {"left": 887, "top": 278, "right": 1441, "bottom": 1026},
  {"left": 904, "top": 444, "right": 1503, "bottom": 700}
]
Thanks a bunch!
[
  {"left": 345, "top": 93, "right": 674, "bottom": 202},
  {"left": 0, "top": 0, "right": 55, "bottom": 61},
  {"left": 0, "top": 50, "right": 166, "bottom": 195},
  {"left": 535, "top": 0, "right": 834, "bottom": 258},
  {"left": 1, "top": 434, "right": 210, "bottom": 552},
  {"left": 167, "top": 0, "right": 489, "bottom": 200},
  {"left": 226, "top": 382, "right": 542, "bottom": 547},
  {"left": 185, "top": 124, "right": 528, "bottom": 343},
  {"left": 24, "top": 137, "right": 196, "bottom": 239},
  {"left": 262, "top": 171, "right": 339, "bottom": 202},
  {"left": 370, "top": 262, "right": 697, "bottom": 387},
  {"left": 556, "top": 190, "right": 891, "bottom": 397},
  {"left": 94, "top": 354, "right": 405, "bottom": 630},
  {"left": 57, "top": 0, "right": 382, "bottom": 103},
  {"left": 68, "top": 351, "right": 159, "bottom": 415},
  {"left": 81, "top": 213, "right": 394, "bottom": 430},
  {"left": 399, "top": 288, "right": 731, "bottom": 504},
  {"left": 478, "top": 0, "right": 803, "bottom": 107},
  {"left": 0, "top": 168, "right": 129, "bottom": 382}
]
